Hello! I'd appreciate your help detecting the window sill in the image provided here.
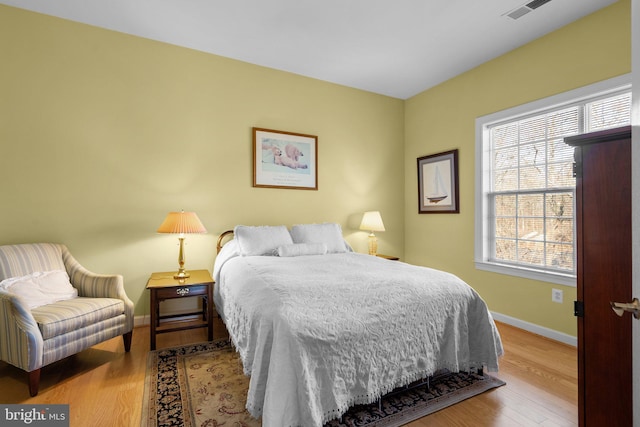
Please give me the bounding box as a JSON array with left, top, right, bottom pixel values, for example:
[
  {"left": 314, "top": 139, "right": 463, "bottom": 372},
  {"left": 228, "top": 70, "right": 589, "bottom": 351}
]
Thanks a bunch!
[{"left": 475, "top": 261, "right": 576, "bottom": 287}]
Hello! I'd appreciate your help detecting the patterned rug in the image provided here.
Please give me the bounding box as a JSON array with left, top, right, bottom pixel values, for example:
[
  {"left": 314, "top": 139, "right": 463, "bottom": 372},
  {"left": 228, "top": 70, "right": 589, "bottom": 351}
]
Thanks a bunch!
[{"left": 141, "top": 340, "right": 505, "bottom": 427}]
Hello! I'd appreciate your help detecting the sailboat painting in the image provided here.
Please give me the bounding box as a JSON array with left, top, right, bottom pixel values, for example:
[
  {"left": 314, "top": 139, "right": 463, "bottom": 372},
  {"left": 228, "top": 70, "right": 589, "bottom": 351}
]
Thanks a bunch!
[
  {"left": 426, "top": 163, "right": 449, "bottom": 204},
  {"left": 417, "top": 149, "right": 459, "bottom": 214}
]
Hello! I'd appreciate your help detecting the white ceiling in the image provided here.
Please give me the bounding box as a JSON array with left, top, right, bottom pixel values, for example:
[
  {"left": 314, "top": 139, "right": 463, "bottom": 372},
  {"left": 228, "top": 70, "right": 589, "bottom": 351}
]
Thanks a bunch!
[{"left": 0, "top": 0, "right": 617, "bottom": 99}]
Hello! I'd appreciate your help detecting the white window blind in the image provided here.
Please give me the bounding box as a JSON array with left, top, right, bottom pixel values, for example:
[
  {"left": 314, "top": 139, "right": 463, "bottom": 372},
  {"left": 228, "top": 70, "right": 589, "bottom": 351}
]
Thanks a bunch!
[{"left": 475, "top": 76, "right": 631, "bottom": 285}]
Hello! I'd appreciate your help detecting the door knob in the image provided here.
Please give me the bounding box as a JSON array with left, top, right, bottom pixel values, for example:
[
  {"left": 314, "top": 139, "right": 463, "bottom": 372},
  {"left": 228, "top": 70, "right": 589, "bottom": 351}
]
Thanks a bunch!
[{"left": 610, "top": 298, "right": 640, "bottom": 319}]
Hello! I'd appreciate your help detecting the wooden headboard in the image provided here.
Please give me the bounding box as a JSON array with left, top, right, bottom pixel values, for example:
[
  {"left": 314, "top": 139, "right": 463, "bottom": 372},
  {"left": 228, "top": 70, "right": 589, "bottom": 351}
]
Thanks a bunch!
[{"left": 216, "top": 230, "right": 234, "bottom": 254}]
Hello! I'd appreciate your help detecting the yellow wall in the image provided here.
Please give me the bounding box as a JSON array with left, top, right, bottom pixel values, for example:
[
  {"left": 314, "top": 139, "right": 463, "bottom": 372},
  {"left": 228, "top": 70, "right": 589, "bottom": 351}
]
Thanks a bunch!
[
  {"left": 0, "top": 5, "right": 405, "bottom": 317},
  {"left": 404, "top": 0, "right": 631, "bottom": 336}
]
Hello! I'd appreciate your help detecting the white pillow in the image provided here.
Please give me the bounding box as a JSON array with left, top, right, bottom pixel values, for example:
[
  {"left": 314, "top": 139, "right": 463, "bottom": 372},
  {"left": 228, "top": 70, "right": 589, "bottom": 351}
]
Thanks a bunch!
[
  {"left": 234, "top": 225, "right": 293, "bottom": 256},
  {"left": 277, "top": 243, "right": 328, "bottom": 257},
  {"left": 0, "top": 270, "right": 78, "bottom": 309},
  {"left": 290, "top": 223, "right": 347, "bottom": 253}
]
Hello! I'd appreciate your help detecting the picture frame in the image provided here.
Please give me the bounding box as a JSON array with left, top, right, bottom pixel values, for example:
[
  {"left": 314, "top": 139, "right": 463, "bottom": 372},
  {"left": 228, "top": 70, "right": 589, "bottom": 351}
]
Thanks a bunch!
[
  {"left": 253, "top": 127, "right": 318, "bottom": 190},
  {"left": 417, "top": 149, "right": 459, "bottom": 214}
]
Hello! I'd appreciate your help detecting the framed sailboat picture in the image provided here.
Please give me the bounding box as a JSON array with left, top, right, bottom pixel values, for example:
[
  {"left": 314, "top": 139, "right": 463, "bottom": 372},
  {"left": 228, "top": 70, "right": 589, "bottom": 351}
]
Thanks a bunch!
[{"left": 417, "top": 149, "right": 459, "bottom": 213}]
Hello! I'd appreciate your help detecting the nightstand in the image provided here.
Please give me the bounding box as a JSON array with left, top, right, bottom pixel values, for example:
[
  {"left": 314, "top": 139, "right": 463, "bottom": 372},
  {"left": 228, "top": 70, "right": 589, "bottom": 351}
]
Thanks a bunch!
[
  {"left": 376, "top": 254, "right": 399, "bottom": 261},
  {"left": 146, "top": 269, "right": 214, "bottom": 350}
]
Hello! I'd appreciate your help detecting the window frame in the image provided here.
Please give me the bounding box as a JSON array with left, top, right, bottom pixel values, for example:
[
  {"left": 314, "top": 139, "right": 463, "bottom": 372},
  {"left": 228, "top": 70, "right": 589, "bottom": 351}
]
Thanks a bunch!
[{"left": 474, "top": 74, "right": 631, "bottom": 286}]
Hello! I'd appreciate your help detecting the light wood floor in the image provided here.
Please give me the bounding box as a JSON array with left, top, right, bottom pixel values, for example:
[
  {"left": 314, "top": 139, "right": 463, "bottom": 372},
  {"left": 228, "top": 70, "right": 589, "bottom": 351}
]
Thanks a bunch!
[{"left": 0, "top": 320, "right": 577, "bottom": 426}]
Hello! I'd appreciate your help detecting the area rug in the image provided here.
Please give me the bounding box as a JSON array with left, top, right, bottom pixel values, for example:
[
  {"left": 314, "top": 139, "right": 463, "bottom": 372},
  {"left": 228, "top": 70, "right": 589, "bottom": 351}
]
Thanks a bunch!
[{"left": 141, "top": 340, "right": 505, "bottom": 427}]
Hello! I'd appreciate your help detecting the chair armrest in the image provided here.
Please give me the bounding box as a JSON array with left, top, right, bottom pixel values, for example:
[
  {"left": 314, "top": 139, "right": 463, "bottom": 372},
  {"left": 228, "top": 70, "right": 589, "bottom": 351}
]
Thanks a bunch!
[
  {"left": 62, "top": 247, "right": 135, "bottom": 331},
  {"left": 62, "top": 247, "right": 125, "bottom": 297},
  {"left": 69, "top": 266, "right": 125, "bottom": 299},
  {"left": 0, "top": 291, "right": 44, "bottom": 372}
]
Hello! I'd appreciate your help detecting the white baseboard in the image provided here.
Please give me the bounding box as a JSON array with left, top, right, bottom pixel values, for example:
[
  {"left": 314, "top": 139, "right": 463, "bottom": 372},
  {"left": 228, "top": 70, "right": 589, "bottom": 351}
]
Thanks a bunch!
[
  {"left": 134, "top": 315, "right": 150, "bottom": 327},
  {"left": 491, "top": 311, "right": 577, "bottom": 347}
]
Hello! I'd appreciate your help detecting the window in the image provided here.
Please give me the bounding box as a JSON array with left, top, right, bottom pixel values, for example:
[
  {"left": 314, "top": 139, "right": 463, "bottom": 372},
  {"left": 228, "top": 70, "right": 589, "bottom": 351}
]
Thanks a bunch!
[{"left": 475, "top": 75, "right": 632, "bottom": 285}]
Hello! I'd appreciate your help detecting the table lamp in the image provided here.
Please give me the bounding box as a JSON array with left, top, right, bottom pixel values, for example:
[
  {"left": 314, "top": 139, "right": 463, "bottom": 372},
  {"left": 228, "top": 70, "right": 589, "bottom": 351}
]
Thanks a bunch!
[
  {"left": 359, "top": 211, "right": 385, "bottom": 256},
  {"left": 157, "top": 210, "right": 207, "bottom": 279}
]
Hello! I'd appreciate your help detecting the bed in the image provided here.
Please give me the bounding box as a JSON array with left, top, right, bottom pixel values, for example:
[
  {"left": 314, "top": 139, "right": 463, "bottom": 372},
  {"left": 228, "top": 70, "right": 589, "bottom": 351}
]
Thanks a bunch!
[{"left": 213, "top": 223, "right": 503, "bottom": 427}]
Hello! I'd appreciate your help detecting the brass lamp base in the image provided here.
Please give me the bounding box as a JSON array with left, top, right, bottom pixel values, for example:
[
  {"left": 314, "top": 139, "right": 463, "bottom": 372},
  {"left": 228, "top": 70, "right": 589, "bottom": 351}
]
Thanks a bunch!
[
  {"left": 173, "top": 270, "right": 191, "bottom": 280},
  {"left": 173, "top": 236, "right": 190, "bottom": 280},
  {"left": 368, "top": 232, "right": 378, "bottom": 256}
]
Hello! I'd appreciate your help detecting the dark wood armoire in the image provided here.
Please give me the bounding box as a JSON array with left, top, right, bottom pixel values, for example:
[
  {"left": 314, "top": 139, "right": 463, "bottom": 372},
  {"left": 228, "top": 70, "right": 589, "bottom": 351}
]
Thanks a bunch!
[{"left": 565, "top": 126, "right": 632, "bottom": 426}]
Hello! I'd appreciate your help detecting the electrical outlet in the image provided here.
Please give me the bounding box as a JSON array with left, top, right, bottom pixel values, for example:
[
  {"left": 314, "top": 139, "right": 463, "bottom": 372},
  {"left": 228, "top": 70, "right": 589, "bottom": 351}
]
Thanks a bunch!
[{"left": 552, "top": 288, "right": 563, "bottom": 303}]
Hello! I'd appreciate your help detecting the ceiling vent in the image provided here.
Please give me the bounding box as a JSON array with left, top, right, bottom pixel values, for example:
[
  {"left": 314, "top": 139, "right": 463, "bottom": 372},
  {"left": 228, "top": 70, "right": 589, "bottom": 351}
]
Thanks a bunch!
[{"left": 506, "top": 0, "right": 553, "bottom": 20}]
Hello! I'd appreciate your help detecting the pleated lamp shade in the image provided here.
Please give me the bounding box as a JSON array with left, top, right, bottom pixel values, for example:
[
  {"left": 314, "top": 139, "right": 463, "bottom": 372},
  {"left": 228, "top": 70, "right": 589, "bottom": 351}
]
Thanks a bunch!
[
  {"left": 359, "top": 211, "right": 385, "bottom": 232},
  {"left": 157, "top": 211, "right": 207, "bottom": 235}
]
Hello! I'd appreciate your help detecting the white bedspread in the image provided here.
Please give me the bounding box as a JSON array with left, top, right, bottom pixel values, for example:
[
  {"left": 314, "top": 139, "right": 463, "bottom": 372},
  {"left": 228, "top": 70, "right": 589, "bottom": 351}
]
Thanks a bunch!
[{"left": 214, "top": 250, "right": 503, "bottom": 427}]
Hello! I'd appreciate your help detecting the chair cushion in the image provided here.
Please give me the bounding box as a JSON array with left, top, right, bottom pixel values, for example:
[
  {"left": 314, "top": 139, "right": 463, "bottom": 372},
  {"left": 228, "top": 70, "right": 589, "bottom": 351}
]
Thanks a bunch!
[{"left": 31, "top": 297, "right": 125, "bottom": 340}]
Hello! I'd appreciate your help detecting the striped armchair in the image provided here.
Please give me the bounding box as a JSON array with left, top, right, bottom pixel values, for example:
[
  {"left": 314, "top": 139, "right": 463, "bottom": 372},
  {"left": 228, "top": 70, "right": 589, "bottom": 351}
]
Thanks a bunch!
[{"left": 0, "top": 243, "right": 134, "bottom": 396}]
